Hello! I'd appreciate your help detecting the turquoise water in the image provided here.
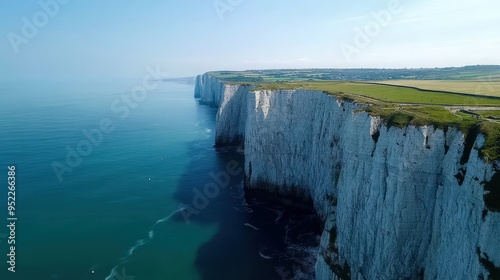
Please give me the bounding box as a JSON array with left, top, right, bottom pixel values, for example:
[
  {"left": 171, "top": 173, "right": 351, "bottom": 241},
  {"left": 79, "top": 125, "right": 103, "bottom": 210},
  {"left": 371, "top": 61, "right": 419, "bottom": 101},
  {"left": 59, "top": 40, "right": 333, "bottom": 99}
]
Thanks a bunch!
[{"left": 0, "top": 81, "right": 319, "bottom": 280}]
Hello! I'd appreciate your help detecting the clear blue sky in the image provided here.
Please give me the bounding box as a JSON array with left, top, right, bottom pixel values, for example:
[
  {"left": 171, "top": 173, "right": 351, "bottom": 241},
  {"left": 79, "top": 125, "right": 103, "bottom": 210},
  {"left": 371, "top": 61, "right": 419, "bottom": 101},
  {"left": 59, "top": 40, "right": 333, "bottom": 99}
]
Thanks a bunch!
[{"left": 1, "top": 0, "right": 499, "bottom": 81}]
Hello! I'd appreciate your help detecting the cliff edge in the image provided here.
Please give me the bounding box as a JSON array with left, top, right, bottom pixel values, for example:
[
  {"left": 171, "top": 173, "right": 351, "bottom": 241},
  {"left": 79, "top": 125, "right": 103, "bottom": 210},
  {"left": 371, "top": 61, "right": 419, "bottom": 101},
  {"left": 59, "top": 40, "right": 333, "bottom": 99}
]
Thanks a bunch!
[{"left": 194, "top": 73, "right": 500, "bottom": 280}]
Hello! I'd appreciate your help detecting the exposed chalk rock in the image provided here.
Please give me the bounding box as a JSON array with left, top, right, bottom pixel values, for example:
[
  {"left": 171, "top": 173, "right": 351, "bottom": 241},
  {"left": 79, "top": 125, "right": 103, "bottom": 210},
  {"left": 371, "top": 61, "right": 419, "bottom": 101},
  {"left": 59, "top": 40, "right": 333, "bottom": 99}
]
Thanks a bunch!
[{"left": 194, "top": 73, "right": 500, "bottom": 280}]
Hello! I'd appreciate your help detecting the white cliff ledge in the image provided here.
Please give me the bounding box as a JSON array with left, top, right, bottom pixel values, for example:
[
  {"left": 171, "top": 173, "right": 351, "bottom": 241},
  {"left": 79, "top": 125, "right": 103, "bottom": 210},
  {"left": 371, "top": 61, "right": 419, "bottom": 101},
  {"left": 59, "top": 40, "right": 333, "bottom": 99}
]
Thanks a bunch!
[{"left": 194, "top": 73, "right": 500, "bottom": 280}]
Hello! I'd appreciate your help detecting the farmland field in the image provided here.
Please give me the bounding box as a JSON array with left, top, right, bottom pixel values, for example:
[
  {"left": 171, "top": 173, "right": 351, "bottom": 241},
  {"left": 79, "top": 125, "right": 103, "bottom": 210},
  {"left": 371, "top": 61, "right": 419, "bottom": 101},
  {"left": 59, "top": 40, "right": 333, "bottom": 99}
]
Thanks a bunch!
[{"left": 377, "top": 80, "right": 500, "bottom": 97}]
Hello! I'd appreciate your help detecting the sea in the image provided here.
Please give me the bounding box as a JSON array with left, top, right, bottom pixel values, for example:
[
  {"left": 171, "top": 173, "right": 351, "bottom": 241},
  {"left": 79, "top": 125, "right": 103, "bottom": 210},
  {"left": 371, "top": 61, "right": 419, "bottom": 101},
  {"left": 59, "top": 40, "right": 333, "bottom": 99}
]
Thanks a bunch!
[{"left": 0, "top": 80, "right": 320, "bottom": 280}]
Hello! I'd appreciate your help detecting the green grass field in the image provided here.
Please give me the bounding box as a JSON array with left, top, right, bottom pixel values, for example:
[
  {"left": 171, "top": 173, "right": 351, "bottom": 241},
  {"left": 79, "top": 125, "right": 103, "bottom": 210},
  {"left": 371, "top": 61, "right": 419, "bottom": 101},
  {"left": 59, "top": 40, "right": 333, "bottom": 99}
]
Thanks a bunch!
[
  {"left": 478, "top": 111, "right": 500, "bottom": 118},
  {"left": 377, "top": 80, "right": 500, "bottom": 97}
]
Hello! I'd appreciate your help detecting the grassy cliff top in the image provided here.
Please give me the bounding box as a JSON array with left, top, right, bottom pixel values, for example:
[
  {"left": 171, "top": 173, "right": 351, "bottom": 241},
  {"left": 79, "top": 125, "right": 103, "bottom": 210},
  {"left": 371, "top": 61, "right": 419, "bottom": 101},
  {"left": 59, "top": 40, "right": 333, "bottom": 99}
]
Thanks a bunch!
[
  {"left": 251, "top": 81, "right": 500, "bottom": 105},
  {"left": 206, "top": 69, "right": 500, "bottom": 161}
]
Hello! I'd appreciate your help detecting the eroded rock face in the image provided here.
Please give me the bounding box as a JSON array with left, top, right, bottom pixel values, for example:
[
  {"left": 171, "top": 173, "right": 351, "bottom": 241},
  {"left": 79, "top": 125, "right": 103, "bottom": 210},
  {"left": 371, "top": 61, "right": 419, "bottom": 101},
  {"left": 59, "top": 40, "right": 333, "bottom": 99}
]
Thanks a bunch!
[{"left": 195, "top": 73, "right": 500, "bottom": 279}]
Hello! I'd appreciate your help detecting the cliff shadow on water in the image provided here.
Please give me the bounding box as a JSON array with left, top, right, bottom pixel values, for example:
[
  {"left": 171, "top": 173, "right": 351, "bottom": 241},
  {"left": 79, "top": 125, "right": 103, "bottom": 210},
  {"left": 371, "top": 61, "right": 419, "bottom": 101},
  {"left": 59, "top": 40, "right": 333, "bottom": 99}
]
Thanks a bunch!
[{"left": 171, "top": 105, "right": 321, "bottom": 280}]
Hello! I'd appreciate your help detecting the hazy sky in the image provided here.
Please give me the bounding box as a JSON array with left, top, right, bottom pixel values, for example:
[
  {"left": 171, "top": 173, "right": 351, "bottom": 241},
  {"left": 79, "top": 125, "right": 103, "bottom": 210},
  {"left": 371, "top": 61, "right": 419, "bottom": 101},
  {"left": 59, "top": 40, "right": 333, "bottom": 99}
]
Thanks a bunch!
[{"left": 1, "top": 0, "right": 499, "bottom": 80}]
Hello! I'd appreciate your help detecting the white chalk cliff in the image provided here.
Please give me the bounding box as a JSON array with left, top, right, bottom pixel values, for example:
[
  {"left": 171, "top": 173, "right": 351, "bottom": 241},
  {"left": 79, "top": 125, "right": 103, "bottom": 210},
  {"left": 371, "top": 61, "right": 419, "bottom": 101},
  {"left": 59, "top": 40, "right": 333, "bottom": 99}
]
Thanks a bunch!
[{"left": 194, "top": 73, "right": 500, "bottom": 279}]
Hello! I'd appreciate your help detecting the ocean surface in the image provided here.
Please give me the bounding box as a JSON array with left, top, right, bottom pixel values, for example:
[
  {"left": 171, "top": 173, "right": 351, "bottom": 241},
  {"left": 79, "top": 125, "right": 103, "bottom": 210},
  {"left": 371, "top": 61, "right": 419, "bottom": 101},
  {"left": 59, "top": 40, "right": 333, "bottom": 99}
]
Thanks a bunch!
[{"left": 0, "top": 80, "right": 319, "bottom": 280}]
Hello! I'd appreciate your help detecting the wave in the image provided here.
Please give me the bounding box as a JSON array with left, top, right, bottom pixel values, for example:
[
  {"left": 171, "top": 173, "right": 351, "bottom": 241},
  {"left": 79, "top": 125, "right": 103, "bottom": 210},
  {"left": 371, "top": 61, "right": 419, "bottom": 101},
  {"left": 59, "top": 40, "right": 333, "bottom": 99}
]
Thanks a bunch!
[
  {"left": 259, "top": 251, "right": 273, "bottom": 260},
  {"left": 104, "top": 207, "right": 185, "bottom": 280},
  {"left": 274, "top": 209, "right": 284, "bottom": 223},
  {"left": 243, "top": 223, "right": 259, "bottom": 231},
  {"left": 258, "top": 245, "right": 275, "bottom": 260},
  {"left": 279, "top": 217, "right": 319, "bottom": 280}
]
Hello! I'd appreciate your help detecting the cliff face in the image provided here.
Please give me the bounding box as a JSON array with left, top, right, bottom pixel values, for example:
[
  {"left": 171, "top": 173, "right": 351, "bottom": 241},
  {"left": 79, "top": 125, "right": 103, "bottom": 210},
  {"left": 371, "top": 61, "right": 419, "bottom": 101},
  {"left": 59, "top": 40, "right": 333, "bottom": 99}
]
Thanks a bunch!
[{"left": 194, "top": 73, "right": 500, "bottom": 279}]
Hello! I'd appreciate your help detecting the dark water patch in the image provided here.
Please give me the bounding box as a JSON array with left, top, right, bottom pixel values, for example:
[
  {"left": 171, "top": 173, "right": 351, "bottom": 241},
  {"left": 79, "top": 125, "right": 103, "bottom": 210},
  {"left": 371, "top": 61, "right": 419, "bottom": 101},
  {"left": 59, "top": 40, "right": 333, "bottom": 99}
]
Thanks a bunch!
[
  {"left": 215, "top": 135, "right": 245, "bottom": 148},
  {"left": 244, "top": 181, "right": 314, "bottom": 210},
  {"left": 249, "top": 200, "right": 321, "bottom": 280},
  {"left": 171, "top": 139, "right": 321, "bottom": 280},
  {"left": 197, "top": 100, "right": 219, "bottom": 108}
]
